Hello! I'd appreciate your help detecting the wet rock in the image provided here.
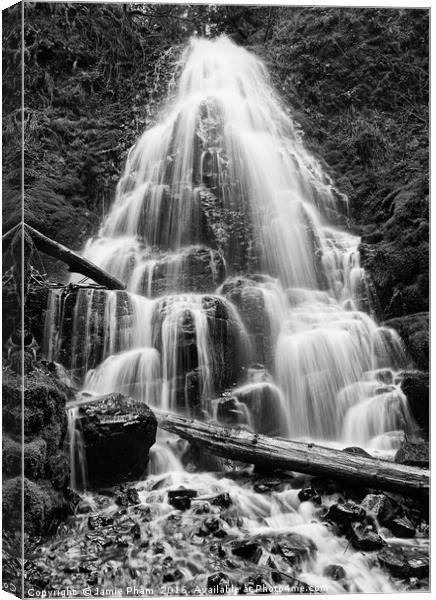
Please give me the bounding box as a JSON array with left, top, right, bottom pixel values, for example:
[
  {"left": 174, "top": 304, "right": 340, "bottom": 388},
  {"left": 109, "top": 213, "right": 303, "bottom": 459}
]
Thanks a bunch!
[
  {"left": 168, "top": 488, "right": 198, "bottom": 511},
  {"left": 324, "top": 502, "right": 366, "bottom": 526},
  {"left": 219, "top": 277, "right": 272, "bottom": 365},
  {"left": 298, "top": 487, "right": 322, "bottom": 505},
  {"left": 198, "top": 517, "right": 227, "bottom": 538},
  {"left": 349, "top": 523, "right": 384, "bottom": 551},
  {"left": 233, "top": 382, "right": 289, "bottom": 437},
  {"left": 216, "top": 396, "right": 250, "bottom": 428},
  {"left": 394, "top": 441, "right": 429, "bottom": 468},
  {"left": 387, "top": 516, "right": 416, "bottom": 538},
  {"left": 384, "top": 313, "right": 429, "bottom": 371},
  {"left": 272, "top": 533, "right": 317, "bottom": 566},
  {"left": 323, "top": 564, "right": 346, "bottom": 581},
  {"left": 400, "top": 371, "right": 429, "bottom": 433},
  {"left": 115, "top": 487, "right": 140, "bottom": 507},
  {"left": 253, "top": 478, "right": 282, "bottom": 494},
  {"left": 145, "top": 246, "right": 226, "bottom": 297},
  {"left": 152, "top": 294, "right": 246, "bottom": 408},
  {"left": 77, "top": 393, "right": 157, "bottom": 488},
  {"left": 207, "top": 572, "right": 232, "bottom": 594},
  {"left": 87, "top": 513, "right": 114, "bottom": 530},
  {"left": 231, "top": 541, "right": 262, "bottom": 563},
  {"left": 360, "top": 494, "right": 396, "bottom": 525},
  {"left": 378, "top": 545, "right": 429, "bottom": 579},
  {"left": 210, "top": 492, "right": 232, "bottom": 509}
]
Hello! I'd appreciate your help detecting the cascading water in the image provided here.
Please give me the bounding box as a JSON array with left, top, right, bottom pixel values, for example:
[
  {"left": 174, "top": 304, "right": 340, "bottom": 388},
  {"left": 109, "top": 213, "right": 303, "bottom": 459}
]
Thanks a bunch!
[{"left": 41, "top": 36, "right": 423, "bottom": 592}]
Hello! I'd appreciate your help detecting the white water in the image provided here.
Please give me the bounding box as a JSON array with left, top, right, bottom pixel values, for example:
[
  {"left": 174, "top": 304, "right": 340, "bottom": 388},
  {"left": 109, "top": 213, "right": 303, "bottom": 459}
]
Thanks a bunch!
[{"left": 40, "top": 36, "right": 422, "bottom": 592}]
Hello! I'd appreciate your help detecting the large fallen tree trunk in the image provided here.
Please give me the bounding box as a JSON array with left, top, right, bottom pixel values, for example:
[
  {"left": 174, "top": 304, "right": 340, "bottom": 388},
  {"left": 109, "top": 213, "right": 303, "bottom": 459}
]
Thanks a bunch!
[
  {"left": 3, "top": 223, "right": 126, "bottom": 290},
  {"left": 158, "top": 413, "right": 429, "bottom": 496}
]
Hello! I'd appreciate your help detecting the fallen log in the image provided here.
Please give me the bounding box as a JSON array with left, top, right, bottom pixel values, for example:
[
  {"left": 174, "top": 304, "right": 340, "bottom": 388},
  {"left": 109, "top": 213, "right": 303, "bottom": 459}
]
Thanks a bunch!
[
  {"left": 15, "top": 224, "right": 126, "bottom": 290},
  {"left": 157, "top": 412, "right": 429, "bottom": 496}
]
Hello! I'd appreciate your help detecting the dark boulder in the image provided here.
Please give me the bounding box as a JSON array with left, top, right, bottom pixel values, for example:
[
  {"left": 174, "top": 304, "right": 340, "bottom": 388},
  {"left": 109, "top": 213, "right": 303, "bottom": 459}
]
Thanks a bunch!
[
  {"left": 394, "top": 440, "right": 429, "bottom": 468},
  {"left": 231, "top": 380, "right": 289, "bottom": 437},
  {"left": 216, "top": 396, "right": 251, "bottom": 428},
  {"left": 384, "top": 313, "right": 429, "bottom": 371},
  {"left": 378, "top": 545, "right": 429, "bottom": 579},
  {"left": 77, "top": 392, "right": 157, "bottom": 488},
  {"left": 324, "top": 502, "right": 366, "bottom": 527},
  {"left": 387, "top": 516, "right": 416, "bottom": 538},
  {"left": 231, "top": 541, "right": 262, "bottom": 563},
  {"left": 298, "top": 488, "right": 322, "bottom": 505},
  {"left": 168, "top": 489, "right": 198, "bottom": 511},
  {"left": 400, "top": 370, "right": 429, "bottom": 433},
  {"left": 360, "top": 494, "right": 396, "bottom": 526},
  {"left": 349, "top": 523, "right": 385, "bottom": 551}
]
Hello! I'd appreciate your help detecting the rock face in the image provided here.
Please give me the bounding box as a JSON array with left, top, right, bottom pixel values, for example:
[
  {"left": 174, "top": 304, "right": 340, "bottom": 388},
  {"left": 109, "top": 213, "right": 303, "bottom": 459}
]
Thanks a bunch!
[
  {"left": 152, "top": 295, "right": 247, "bottom": 415},
  {"left": 383, "top": 312, "right": 429, "bottom": 371},
  {"left": 400, "top": 370, "right": 429, "bottom": 433},
  {"left": 76, "top": 393, "right": 157, "bottom": 488},
  {"left": 219, "top": 277, "right": 272, "bottom": 366},
  {"left": 143, "top": 246, "right": 226, "bottom": 297},
  {"left": 394, "top": 440, "right": 429, "bottom": 468},
  {"left": 2, "top": 364, "right": 70, "bottom": 537}
]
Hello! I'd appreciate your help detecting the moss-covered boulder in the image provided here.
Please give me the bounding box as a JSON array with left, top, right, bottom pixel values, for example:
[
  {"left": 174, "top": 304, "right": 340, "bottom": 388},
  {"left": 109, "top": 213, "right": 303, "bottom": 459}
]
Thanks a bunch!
[
  {"left": 384, "top": 312, "right": 429, "bottom": 371},
  {"left": 76, "top": 393, "right": 157, "bottom": 488}
]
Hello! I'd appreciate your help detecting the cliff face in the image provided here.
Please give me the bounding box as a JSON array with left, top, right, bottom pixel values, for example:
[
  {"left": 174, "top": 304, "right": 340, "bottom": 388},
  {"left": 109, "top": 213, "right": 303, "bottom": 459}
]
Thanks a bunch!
[{"left": 3, "top": 5, "right": 428, "bottom": 320}]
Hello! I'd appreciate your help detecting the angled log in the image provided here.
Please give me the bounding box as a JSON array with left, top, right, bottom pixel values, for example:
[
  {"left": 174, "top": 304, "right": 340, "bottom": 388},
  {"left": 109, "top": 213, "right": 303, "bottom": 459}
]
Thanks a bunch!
[
  {"left": 157, "top": 412, "right": 429, "bottom": 496},
  {"left": 21, "top": 224, "right": 126, "bottom": 290}
]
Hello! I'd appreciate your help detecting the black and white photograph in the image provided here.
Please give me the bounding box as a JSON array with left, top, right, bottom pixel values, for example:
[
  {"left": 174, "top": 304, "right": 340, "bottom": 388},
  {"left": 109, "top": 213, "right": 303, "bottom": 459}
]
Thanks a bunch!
[{"left": 1, "top": 1, "right": 430, "bottom": 597}]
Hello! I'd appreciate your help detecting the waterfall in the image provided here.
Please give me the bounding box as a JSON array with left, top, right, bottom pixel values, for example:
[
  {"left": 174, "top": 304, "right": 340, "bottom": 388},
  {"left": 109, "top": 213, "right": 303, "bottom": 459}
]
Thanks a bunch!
[
  {"left": 37, "top": 35, "right": 425, "bottom": 594},
  {"left": 43, "top": 35, "right": 417, "bottom": 456}
]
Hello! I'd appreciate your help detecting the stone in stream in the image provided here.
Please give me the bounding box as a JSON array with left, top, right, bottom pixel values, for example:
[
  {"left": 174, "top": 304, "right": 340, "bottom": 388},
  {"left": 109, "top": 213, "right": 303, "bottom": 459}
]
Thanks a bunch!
[
  {"left": 394, "top": 440, "right": 429, "bottom": 468},
  {"left": 298, "top": 487, "right": 322, "bottom": 505},
  {"left": 206, "top": 572, "right": 232, "bottom": 594},
  {"left": 378, "top": 545, "right": 429, "bottom": 579},
  {"left": 272, "top": 533, "right": 317, "bottom": 566},
  {"left": 360, "top": 493, "right": 396, "bottom": 525},
  {"left": 77, "top": 393, "right": 157, "bottom": 488},
  {"left": 399, "top": 370, "right": 429, "bottom": 432},
  {"left": 349, "top": 523, "right": 385, "bottom": 551},
  {"left": 324, "top": 502, "right": 366, "bottom": 527},
  {"left": 323, "top": 564, "right": 347, "bottom": 581},
  {"left": 387, "top": 516, "right": 416, "bottom": 538},
  {"left": 115, "top": 486, "right": 140, "bottom": 507},
  {"left": 168, "top": 488, "right": 198, "bottom": 511},
  {"left": 231, "top": 541, "right": 262, "bottom": 563}
]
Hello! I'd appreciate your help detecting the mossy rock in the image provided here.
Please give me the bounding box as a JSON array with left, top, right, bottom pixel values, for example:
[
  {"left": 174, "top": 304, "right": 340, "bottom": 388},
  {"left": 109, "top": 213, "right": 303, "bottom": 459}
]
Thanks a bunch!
[
  {"left": 3, "top": 476, "right": 69, "bottom": 538},
  {"left": 384, "top": 313, "right": 429, "bottom": 371},
  {"left": 2, "top": 435, "right": 21, "bottom": 478},
  {"left": 2, "top": 365, "right": 69, "bottom": 445},
  {"left": 24, "top": 438, "right": 47, "bottom": 480}
]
